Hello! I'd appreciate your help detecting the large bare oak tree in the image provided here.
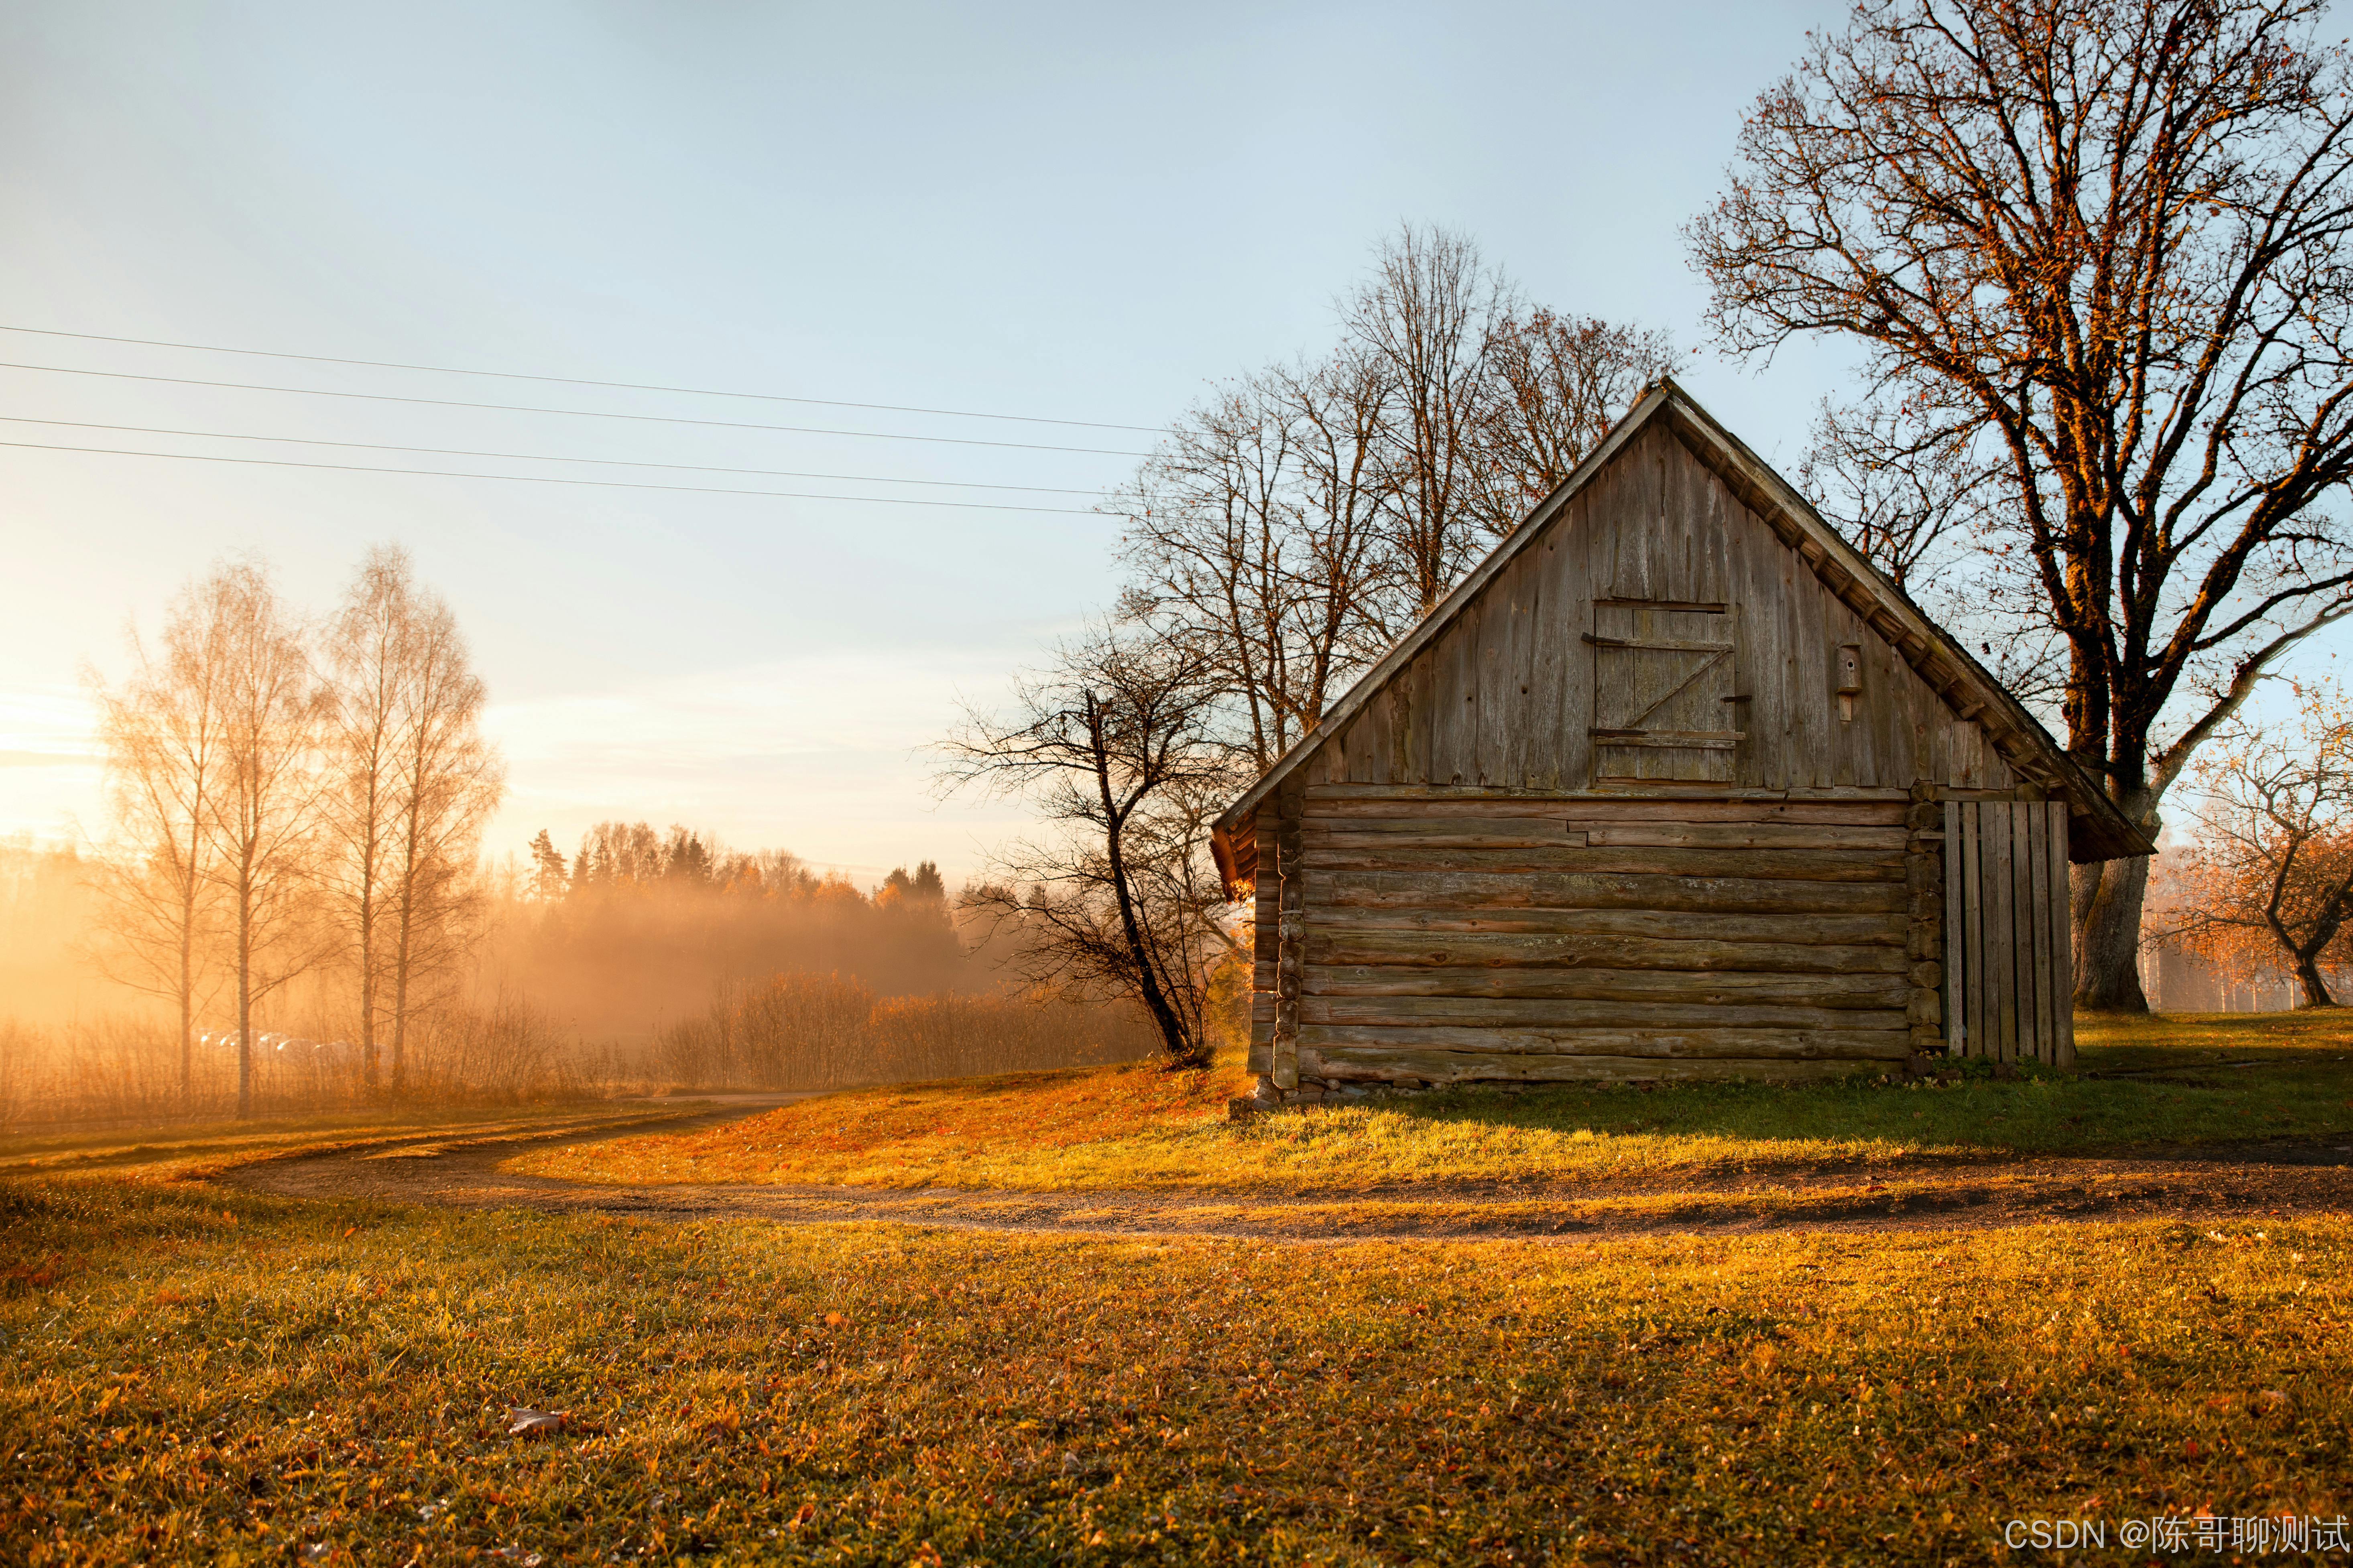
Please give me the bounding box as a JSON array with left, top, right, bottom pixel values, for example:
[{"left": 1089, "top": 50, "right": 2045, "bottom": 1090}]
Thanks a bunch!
[{"left": 1689, "top": 0, "right": 2353, "bottom": 1009}]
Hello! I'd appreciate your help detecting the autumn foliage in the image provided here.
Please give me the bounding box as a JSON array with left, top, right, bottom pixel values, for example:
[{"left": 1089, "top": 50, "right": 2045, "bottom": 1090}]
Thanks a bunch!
[{"left": 2163, "top": 686, "right": 2353, "bottom": 1006}]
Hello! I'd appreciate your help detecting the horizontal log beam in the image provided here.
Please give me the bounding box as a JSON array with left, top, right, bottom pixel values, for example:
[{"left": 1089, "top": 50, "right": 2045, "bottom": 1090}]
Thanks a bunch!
[
  {"left": 1302, "top": 845, "right": 1908, "bottom": 881},
  {"left": 1308, "top": 869, "right": 1909, "bottom": 916},
  {"left": 1303, "top": 784, "right": 1913, "bottom": 804},
  {"left": 1303, "top": 964, "right": 1914, "bottom": 1009},
  {"left": 1308, "top": 928, "right": 1911, "bottom": 975},
  {"left": 1302, "top": 995, "right": 1910, "bottom": 1032},
  {"left": 1583, "top": 823, "right": 1910, "bottom": 851},
  {"left": 1308, "top": 801, "right": 1915, "bottom": 824},
  {"left": 1299, "top": 1042, "right": 1895, "bottom": 1080},
  {"left": 1300, "top": 906, "right": 1904, "bottom": 947},
  {"left": 1300, "top": 821, "right": 1911, "bottom": 851}
]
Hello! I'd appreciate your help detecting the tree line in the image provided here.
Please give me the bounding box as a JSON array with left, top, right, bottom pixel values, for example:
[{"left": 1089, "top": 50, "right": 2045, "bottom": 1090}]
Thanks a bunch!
[
  {"left": 959, "top": 0, "right": 2353, "bottom": 1064},
  {"left": 94, "top": 548, "right": 502, "bottom": 1113},
  {"left": 523, "top": 821, "right": 945, "bottom": 909}
]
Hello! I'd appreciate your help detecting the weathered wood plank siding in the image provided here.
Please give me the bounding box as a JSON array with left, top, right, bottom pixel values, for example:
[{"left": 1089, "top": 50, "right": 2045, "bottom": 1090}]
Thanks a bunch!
[
  {"left": 1299, "top": 422, "right": 2017, "bottom": 798},
  {"left": 1247, "top": 808, "right": 1277, "bottom": 1075},
  {"left": 1293, "top": 787, "right": 1911, "bottom": 1085},
  {"left": 1940, "top": 799, "right": 2074, "bottom": 1066}
]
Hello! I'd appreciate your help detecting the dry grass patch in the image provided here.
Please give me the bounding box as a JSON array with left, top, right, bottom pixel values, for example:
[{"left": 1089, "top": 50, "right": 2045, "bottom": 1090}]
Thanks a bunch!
[
  {"left": 2, "top": 1177, "right": 2347, "bottom": 1564},
  {"left": 521, "top": 1013, "right": 2353, "bottom": 1195}
]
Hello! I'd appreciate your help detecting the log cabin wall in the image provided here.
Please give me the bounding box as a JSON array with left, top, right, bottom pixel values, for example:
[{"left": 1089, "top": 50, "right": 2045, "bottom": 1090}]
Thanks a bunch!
[{"left": 1285, "top": 787, "right": 1914, "bottom": 1085}]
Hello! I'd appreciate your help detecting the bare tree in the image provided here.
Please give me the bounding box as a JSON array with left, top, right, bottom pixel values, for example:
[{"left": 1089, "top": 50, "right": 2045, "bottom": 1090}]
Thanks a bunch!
[
  {"left": 1346, "top": 223, "right": 1520, "bottom": 614},
  {"left": 1115, "top": 240, "right": 1668, "bottom": 777},
  {"left": 200, "top": 561, "right": 329, "bottom": 1117},
  {"left": 88, "top": 583, "right": 234, "bottom": 1106},
  {"left": 1468, "top": 310, "right": 1676, "bottom": 538},
  {"left": 323, "top": 547, "right": 406, "bottom": 1093},
  {"left": 2167, "top": 684, "right": 2353, "bottom": 1005},
  {"left": 377, "top": 573, "right": 503, "bottom": 1096},
  {"left": 1690, "top": 0, "right": 2353, "bottom": 1010},
  {"left": 1278, "top": 349, "right": 1410, "bottom": 699},
  {"left": 1117, "top": 359, "right": 1395, "bottom": 770},
  {"left": 1117, "top": 377, "right": 1308, "bottom": 769},
  {"left": 942, "top": 626, "right": 1242, "bottom": 1068},
  {"left": 1798, "top": 395, "right": 1997, "bottom": 594}
]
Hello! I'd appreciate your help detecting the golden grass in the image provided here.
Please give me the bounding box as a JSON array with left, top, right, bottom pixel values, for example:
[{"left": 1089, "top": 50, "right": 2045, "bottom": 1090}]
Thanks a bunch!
[
  {"left": 3, "top": 1178, "right": 2346, "bottom": 1564},
  {"left": 0, "top": 1102, "right": 698, "bottom": 1184},
  {"left": 519, "top": 1011, "right": 2353, "bottom": 1195}
]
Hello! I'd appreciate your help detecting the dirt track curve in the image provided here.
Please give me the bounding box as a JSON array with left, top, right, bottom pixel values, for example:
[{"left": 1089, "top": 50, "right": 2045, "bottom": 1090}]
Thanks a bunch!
[{"left": 217, "top": 1099, "right": 2353, "bottom": 1244}]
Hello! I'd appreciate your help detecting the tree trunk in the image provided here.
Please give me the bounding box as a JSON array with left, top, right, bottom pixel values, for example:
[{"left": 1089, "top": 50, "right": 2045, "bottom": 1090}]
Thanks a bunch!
[
  {"left": 1088, "top": 695, "right": 1199, "bottom": 1068},
  {"left": 178, "top": 901, "right": 195, "bottom": 1113},
  {"left": 235, "top": 917, "right": 252, "bottom": 1120},
  {"left": 2294, "top": 950, "right": 2337, "bottom": 1007},
  {"left": 2073, "top": 852, "right": 2151, "bottom": 1012},
  {"left": 2072, "top": 774, "right": 2158, "bottom": 1012},
  {"left": 390, "top": 900, "right": 411, "bottom": 1099},
  {"left": 359, "top": 897, "right": 378, "bottom": 1097}
]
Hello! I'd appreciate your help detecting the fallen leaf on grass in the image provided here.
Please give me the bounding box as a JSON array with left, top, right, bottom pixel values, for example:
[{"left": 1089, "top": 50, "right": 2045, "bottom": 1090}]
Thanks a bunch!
[{"left": 506, "top": 1407, "right": 566, "bottom": 1436}]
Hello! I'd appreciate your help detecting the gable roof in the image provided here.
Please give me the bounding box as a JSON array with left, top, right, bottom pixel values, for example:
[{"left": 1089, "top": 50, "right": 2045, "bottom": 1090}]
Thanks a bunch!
[{"left": 1210, "top": 377, "right": 2151, "bottom": 875}]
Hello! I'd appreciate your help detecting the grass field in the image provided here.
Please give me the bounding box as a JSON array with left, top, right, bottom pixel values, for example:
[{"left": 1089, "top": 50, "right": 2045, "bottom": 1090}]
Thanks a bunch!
[
  {"left": 518, "top": 1012, "right": 2353, "bottom": 1194},
  {"left": 4, "top": 1178, "right": 2348, "bottom": 1565},
  {"left": 5, "top": 1014, "right": 2351, "bottom": 1563}
]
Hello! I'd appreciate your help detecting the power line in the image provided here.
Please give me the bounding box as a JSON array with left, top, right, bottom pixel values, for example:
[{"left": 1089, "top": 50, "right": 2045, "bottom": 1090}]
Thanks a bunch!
[
  {"left": 0, "top": 360, "right": 1155, "bottom": 457},
  {"left": 0, "top": 323, "right": 1165, "bottom": 434},
  {"left": 0, "top": 438, "right": 1112, "bottom": 513},
  {"left": 0, "top": 415, "right": 1103, "bottom": 496}
]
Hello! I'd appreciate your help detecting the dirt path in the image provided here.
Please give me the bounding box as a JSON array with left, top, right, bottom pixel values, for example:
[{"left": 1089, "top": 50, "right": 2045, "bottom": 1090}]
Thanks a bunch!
[{"left": 218, "top": 1100, "right": 2353, "bottom": 1243}]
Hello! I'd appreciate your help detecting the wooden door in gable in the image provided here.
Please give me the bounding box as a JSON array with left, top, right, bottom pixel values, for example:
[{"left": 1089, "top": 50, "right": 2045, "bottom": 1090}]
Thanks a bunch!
[{"left": 1588, "top": 599, "right": 1740, "bottom": 782}]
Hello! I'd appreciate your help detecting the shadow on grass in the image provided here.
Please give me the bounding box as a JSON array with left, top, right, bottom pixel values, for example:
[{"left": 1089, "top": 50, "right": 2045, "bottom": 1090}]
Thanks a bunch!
[{"left": 1357, "top": 1010, "right": 2353, "bottom": 1160}]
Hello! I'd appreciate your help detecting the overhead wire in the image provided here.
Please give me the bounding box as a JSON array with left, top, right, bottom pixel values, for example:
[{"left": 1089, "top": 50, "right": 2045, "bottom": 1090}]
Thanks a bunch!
[
  {"left": 0, "top": 414, "right": 1104, "bottom": 495},
  {"left": 0, "top": 360, "right": 1155, "bottom": 457},
  {"left": 0, "top": 323, "right": 1165, "bottom": 433},
  {"left": 0, "top": 438, "right": 1115, "bottom": 513}
]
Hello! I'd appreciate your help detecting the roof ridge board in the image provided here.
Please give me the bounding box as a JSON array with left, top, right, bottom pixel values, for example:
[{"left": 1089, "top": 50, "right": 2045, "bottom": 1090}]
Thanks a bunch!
[{"left": 1209, "top": 382, "right": 1681, "bottom": 836}]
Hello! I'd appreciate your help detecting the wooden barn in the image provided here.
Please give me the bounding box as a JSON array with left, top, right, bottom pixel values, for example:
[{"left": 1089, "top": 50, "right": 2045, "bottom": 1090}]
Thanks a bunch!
[{"left": 1208, "top": 379, "right": 2150, "bottom": 1099}]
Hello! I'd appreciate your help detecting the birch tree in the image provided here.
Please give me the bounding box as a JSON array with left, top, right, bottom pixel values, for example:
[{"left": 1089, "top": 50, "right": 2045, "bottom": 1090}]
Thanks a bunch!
[
  {"left": 89, "top": 582, "right": 234, "bottom": 1106},
  {"left": 324, "top": 547, "right": 406, "bottom": 1093},
  {"left": 201, "top": 561, "right": 328, "bottom": 1117},
  {"left": 1345, "top": 223, "right": 1519, "bottom": 614},
  {"left": 376, "top": 566, "right": 502, "bottom": 1095}
]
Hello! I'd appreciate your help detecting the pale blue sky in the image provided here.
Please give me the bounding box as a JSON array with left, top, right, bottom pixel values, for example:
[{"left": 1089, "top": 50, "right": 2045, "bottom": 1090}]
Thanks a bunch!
[{"left": 1, "top": 0, "right": 1879, "bottom": 879}]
